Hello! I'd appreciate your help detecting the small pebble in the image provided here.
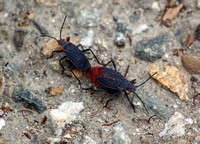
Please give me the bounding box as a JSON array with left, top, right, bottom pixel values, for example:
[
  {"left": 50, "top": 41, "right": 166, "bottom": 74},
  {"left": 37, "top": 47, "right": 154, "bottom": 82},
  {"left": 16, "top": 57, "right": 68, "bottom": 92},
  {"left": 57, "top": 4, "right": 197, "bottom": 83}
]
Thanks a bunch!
[
  {"left": 28, "top": 13, "right": 34, "bottom": 19},
  {"left": 181, "top": 55, "right": 200, "bottom": 74},
  {"left": 152, "top": 2, "right": 160, "bottom": 11},
  {"left": 113, "top": 123, "right": 131, "bottom": 144},
  {"left": 12, "top": 85, "right": 47, "bottom": 112},
  {"left": 0, "top": 118, "right": 5, "bottom": 130},
  {"left": 13, "top": 30, "right": 27, "bottom": 51},
  {"left": 116, "top": 22, "right": 127, "bottom": 33},
  {"left": 115, "top": 32, "right": 126, "bottom": 47},
  {"left": 63, "top": 134, "right": 72, "bottom": 139},
  {"left": 50, "top": 102, "right": 84, "bottom": 136},
  {"left": 159, "top": 112, "right": 186, "bottom": 137},
  {"left": 134, "top": 34, "right": 167, "bottom": 62},
  {"left": 4, "top": 13, "right": 8, "bottom": 17},
  {"left": 184, "top": 118, "right": 193, "bottom": 124},
  {"left": 45, "top": 86, "right": 64, "bottom": 97},
  {"left": 80, "top": 30, "right": 94, "bottom": 47},
  {"left": 132, "top": 24, "right": 148, "bottom": 35},
  {"left": 173, "top": 104, "right": 179, "bottom": 109}
]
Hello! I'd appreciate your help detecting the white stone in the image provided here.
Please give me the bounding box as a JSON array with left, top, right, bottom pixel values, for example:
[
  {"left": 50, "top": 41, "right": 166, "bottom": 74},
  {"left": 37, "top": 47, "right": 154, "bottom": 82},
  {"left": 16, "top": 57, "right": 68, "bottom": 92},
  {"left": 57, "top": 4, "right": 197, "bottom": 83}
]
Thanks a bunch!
[
  {"left": 185, "top": 118, "right": 193, "bottom": 125},
  {"left": 132, "top": 24, "right": 148, "bottom": 35},
  {"left": 50, "top": 102, "right": 84, "bottom": 136},
  {"left": 0, "top": 118, "right": 5, "bottom": 130},
  {"left": 47, "top": 137, "right": 61, "bottom": 144},
  {"left": 173, "top": 104, "right": 178, "bottom": 109},
  {"left": 197, "top": 0, "right": 200, "bottom": 8},
  {"left": 80, "top": 30, "right": 94, "bottom": 47},
  {"left": 159, "top": 112, "right": 186, "bottom": 137},
  {"left": 83, "top": 136, "right": 96, "bottom": 144},
  {"left": 4, "top": 13, "right": 8, "bottom": 18},
  {"left": 113, "top": 123, "right": 131, "bottom": 144},
  {"left": 152, "top": 2, "right": 160, "bottom": 11}
]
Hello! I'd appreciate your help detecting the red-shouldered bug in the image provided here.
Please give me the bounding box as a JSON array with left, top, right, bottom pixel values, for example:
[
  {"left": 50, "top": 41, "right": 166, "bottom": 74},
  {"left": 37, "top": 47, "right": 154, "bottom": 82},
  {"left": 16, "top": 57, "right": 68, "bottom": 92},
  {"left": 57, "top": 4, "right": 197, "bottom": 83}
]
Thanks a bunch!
[
  {"left": 41, "top": 15, "right": 103, "bottom": 86},
  {"left": 86, "top": 60, "right": 157, "bottom": 114}
]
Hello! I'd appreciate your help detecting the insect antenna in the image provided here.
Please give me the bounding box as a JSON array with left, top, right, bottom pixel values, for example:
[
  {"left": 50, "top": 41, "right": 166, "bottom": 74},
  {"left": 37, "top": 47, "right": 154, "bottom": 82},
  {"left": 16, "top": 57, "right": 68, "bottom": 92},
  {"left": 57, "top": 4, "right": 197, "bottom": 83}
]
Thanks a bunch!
[
  {"left": 40, "top": 33, "right": 59, "bottom": 42},
  {"left": 60, "top": 15, "right": 68, "bottom": 40},
  {"left": 131, "top": 90, "right": 149, "bottom": 114},
  {"left": 135, "top": 72, "right": 157, "bottom": 88}
]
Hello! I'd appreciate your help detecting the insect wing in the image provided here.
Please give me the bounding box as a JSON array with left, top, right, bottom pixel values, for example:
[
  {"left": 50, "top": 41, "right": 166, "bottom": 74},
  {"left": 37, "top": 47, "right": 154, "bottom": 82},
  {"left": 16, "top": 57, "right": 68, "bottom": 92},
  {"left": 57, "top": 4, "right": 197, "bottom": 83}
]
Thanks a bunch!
[
  {"left": 65, "top": 45, "right": 91, "bottom": 72},
  {"left": 101, "top": 67, "right": 124, "bottom": 79},
  {"left": 97, "top": 75, "right": 119, "bottom": 89}
]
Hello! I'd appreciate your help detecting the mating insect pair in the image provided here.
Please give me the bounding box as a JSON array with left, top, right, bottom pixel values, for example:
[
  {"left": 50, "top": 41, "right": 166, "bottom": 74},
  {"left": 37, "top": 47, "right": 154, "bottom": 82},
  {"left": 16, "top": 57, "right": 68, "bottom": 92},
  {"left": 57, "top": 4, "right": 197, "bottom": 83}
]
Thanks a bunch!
[{"left": 41, "top": 15, "right": 156, "bottom": 114}]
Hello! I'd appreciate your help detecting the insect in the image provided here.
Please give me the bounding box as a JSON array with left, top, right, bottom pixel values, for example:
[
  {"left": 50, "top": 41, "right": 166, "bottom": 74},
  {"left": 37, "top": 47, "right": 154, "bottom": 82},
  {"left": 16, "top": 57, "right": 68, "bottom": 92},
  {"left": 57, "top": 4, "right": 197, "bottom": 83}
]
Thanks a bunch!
[
  {"left": 195, "top": 24, "right": 200, "bottom": 41},
  {"left": 87, "top": 60, "right": 157, "bottom": 113},
  {"left": 41, "top": 15, "right": 102, "bottom": 86}
]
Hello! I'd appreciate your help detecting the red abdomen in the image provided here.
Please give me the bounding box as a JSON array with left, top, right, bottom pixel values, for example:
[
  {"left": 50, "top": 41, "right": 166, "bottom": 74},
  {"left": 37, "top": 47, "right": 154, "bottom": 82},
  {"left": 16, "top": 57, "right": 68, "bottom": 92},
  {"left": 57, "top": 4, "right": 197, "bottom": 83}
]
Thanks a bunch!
[{"left": 87, "top": 67, "right": 107, "bottom": 88}]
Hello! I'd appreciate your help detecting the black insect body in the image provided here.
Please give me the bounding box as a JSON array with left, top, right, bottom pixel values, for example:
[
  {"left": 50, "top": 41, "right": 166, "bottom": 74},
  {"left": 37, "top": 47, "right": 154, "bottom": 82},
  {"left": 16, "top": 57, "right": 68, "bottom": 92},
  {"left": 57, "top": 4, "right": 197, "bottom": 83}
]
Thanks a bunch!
[
  {"left": 41, "top": 15, "right": 102, "bottom": 85},
  {"left": 87, "top": 60, "right": 157, "bottom": 114}
]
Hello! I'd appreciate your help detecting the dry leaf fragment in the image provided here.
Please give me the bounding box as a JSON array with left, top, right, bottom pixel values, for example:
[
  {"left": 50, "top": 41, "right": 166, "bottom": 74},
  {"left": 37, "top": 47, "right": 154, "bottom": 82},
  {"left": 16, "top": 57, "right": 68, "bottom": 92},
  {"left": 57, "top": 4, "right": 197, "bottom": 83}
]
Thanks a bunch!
[
  {"left": 162, "top": 3, "right": 184, "bottom": 21},
  {"left": 186, "top": 35, "right": 194, "bottom": 48}
]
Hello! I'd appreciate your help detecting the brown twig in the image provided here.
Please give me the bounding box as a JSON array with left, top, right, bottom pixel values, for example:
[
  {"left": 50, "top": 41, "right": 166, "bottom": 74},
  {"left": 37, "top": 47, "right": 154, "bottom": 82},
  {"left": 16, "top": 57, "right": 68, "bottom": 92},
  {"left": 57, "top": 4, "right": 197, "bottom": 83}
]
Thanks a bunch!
[
  {"left": 0, "top": 104, "right": 5, "bottom": 117},
  {"left": 90, "top": 107, "right": 105, "bottom": 117},
  {"left": 193, "top": 93, "right": 200, "bottom": 106},
  {"left": 41, "top": 115, "right": 47, "bottom": 125},
  {"left": 21, "top": 110, "right": 33, "bottom": 124},
  {"left": 22, "top": 132, "right": 31, "bottom": 139},
  {"left": 102, "top": 120, "right": 120, "bottom": 126},
  {"left": 144, "top": 132, "right": 153, "bottom": 136},
  {"left": 90, "top": 104, "right": 113, "bottom": 117},
  {"left": 147, "top": 114, "right": 160, "bottom": 124},
  {"left": 127, "top": 34, "right": 132, "bottom": 46}
]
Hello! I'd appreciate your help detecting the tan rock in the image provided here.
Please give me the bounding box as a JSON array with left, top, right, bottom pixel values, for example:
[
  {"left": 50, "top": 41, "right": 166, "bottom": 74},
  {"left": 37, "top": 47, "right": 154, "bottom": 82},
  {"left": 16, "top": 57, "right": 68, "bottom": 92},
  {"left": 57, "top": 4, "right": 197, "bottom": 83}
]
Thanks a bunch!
[
  {"left": 41, "top": 38, "right": 62, "bottom": 57},
  {"left": 46, "top": 86, "right": 64, "bottom": 97},
  {"left": 149, "top": 64, "right": 188, "bottom": 101}
]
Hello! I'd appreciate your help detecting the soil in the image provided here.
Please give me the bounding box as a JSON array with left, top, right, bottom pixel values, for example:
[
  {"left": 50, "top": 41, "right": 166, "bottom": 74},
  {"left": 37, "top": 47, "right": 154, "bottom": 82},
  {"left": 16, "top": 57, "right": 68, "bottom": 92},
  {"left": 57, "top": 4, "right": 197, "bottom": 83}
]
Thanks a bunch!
[{"left": 0, "top": 0, "right": 200, "bottom": 144}]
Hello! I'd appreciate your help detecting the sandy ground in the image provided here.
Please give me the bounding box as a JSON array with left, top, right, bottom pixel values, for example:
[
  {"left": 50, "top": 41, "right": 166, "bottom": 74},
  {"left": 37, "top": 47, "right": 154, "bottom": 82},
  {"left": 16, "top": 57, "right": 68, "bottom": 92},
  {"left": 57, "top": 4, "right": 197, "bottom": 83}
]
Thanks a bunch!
[{"left": 0, "top": 0, "right": 200, "bottom": 144}]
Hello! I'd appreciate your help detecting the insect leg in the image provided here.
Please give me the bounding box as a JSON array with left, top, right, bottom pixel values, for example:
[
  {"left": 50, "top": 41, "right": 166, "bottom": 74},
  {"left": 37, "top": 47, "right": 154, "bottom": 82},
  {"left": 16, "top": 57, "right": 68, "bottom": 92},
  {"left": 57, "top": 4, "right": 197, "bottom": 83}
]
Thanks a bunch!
[
  {"left": 81, "top": 47, "right": 102, "bottom": 65},
  {"left": 48, "top": 50, "right": 63, "bottom": 58},
  {"left": 124, "top": 90, "right": 135, "bottom": 112},
  {"left": 77, "top": 44, "right": 84, "bottom": 50},
  {"left": 104, "top": 91, "right": 120, "bottom": 107},
  {"left": 124, "top": 65, "right": 130, "bottom": 77},
  {"left": 59, "top": 56, "right": 68, "bottom": 74},
  {"left": 103, "top": 59, "right": 117, "bottom": 71}
]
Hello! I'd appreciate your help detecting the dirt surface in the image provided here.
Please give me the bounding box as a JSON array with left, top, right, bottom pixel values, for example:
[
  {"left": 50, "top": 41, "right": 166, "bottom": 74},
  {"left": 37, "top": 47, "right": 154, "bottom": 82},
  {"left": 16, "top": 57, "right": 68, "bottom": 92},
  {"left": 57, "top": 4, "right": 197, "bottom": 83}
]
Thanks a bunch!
[{"left": 0, "top": 0, "right": 200, "bottom": 144}]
